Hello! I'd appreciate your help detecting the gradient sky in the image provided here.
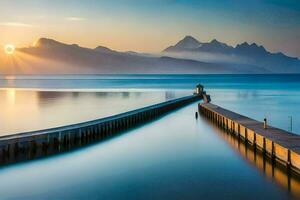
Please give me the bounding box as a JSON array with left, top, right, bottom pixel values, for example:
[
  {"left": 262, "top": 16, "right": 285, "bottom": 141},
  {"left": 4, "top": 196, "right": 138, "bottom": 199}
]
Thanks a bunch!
[{"left": 0, "top": 0, "right": 299, "bottom": 57}]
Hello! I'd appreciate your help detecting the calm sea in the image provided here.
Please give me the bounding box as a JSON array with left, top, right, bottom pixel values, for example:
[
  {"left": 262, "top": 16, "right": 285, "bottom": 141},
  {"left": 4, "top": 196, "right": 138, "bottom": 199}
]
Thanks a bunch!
[
  {"left": 0, "top": 74, "right": 299, "bottom": 199},
  {"left": 1, "top": 74, "right": 300, "bottom": 134}
]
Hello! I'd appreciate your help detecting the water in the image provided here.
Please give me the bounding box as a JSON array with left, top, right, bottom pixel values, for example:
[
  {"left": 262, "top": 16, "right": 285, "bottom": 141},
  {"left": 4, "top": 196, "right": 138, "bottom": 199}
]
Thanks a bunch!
[
  {"left": 1, "top": 74, "right": 300, "bottom": 90},
  {"left": 1, "top": 74, "right": 300, "bottom": 135},
  {"left": 0, "top": 74, "right": 299, "bottom": 199},
  {"left": 0, "top": 103, "right": 293, "bottom": 199},
  {"left": 210, "top": 88, "right": 300, "bottom": 134},
  {"left": 0, "top": 89, "right": 189, "bottom": 136}
]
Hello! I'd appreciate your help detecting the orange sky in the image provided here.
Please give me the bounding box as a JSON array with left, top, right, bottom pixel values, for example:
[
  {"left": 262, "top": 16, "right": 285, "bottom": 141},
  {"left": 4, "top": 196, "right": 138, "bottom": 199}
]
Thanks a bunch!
[{"left": 0, "top": 0, "right": 299, "bottom": 57}]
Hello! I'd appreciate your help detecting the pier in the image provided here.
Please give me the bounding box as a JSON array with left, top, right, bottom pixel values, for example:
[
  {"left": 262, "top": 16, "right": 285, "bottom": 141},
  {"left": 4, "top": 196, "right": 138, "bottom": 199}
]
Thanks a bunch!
[
  {"left": 199, "top": 102, "right": 300, "bottom": 175},
  {"left": 0, "top": 88, "right": 203, "bottom": 164}
]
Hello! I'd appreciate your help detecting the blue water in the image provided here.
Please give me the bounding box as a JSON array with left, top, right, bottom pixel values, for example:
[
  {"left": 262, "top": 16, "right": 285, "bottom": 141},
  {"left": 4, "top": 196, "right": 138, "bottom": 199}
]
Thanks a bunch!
[
  {"left": 0, "top": 103, "right": 292, "bottom": 200},
  {"left": 210, "top": 88, "right": 300, "bottom": 134},
  {"left": 0, "top": 74, "right": 299, "bottom": 199},
  {"left": 1, "top": 74, "right": 300, "bottom": 90},
  {"left": 1, "top": 74, "right": 299, "bottom": 134}
]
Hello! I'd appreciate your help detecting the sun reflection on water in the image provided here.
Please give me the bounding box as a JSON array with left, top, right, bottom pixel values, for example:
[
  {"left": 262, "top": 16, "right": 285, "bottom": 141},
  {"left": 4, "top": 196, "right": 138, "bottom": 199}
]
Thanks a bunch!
[{"left": 6, "top": 89, "right": 16, "bottom": 105}]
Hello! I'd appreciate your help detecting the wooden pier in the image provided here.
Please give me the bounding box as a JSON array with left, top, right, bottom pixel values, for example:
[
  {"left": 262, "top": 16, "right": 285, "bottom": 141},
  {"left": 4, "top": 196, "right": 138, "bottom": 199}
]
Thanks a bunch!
[
  {"left": 199, "top": 103, "right": 300, "bottom": 175},
  {"left": 0, "top": 91, "right": 202, "bottom": 164}
]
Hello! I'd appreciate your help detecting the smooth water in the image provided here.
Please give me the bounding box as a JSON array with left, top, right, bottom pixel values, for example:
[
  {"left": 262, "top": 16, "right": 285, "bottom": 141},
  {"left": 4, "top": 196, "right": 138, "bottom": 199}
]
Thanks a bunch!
[
  {"left": 210, "top": 88, "right": 300, "bottom": 134},
  {"left": 0, "top": 103, "right": 293, "bottom": 199},
  {"left": 0, "top": 89, "right": 189, "bottom": 136},
  {"left": 1, "top": 74, "right": 300, "bottom": 135},
  {"left": 0, "top": 74, "right": 299, "bottom": 199}
]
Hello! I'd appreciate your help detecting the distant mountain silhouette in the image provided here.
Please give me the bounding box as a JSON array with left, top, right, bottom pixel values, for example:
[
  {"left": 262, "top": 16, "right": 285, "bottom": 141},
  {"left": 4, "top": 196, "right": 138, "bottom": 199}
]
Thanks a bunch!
[
  {"left": 164, "top": 36, "right": 300, "bottom": 73},
  {"left": 15, "top": 38, "right": 266, "bottom": 74},
  {"left": 165, "top": 36, "right": 202, "bottom": 51},
  {"left": 94, "top": 45, "right": 115, "bottom": 53},
  {"left": 4, "top": 37, "right": 297, "bottom": 74}
]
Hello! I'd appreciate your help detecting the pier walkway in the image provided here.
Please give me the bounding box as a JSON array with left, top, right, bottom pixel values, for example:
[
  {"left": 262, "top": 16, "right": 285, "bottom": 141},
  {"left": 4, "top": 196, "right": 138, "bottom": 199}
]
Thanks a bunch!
[
  {"left": 199, "top": 103, "right": 300, "bottom": 174},
  {"left": 0, "top": 91, "right": 202, "bottom": 164}
]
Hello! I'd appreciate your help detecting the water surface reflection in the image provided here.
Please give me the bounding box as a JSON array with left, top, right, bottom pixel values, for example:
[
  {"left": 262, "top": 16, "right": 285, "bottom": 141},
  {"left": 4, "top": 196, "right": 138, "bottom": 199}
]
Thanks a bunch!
[
  {"left": 0, "top": 103, "right": 292, "bottom": 199},
  {"left": 0, "top": 89, "right": 189, "bottom": 136},
  {"left": 205, "top": 118, "right": 300, "bottom": 199}
]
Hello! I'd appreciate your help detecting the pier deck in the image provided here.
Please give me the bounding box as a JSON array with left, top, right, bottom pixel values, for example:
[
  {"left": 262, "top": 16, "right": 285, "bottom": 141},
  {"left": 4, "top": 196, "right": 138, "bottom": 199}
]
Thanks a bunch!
[
  {"left": 0, "top": 94, "right": 202, "bottom": 164},
  {"left": 199, "top": 103, "right": 300, "bottom": 174}
]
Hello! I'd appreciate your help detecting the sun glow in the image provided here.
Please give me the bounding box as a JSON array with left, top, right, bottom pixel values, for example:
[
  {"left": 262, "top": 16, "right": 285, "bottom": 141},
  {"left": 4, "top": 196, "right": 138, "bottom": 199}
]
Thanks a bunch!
[{"left": 4, "top": 44, "right": 15, "bottom": 55}]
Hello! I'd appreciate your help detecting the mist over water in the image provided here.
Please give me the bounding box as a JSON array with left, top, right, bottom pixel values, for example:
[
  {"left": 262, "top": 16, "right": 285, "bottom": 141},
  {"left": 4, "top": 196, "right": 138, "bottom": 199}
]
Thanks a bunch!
[{"left": 162, "top": 51, "right": 245, "bottom": 64}]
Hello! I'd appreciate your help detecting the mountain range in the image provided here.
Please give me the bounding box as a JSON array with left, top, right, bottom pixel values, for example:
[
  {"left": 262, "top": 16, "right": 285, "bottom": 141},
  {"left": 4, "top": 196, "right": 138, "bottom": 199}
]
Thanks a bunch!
[
  {"left": 2, "top": 36, "right": 298, "bottom": 74},
  {"left": 14, "top": 38, "right": 238, "bottom": 74},
  {"left": 164, "top": 36, "right": 300, "bottom": 73}
]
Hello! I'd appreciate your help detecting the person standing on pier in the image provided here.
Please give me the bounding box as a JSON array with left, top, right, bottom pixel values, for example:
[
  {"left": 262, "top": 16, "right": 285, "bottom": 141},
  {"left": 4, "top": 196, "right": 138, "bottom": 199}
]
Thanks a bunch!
[{"left": 264, "top": 118, "right": 267, "bottom": 129}]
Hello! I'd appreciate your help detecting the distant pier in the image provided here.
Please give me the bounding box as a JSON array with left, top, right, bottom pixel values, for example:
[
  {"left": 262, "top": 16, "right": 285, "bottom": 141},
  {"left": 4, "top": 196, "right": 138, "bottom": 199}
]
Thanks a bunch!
[
  {"left": 0, "top": 88, "right": 203, "bottom": 164},
  {"left": 199, "top": 102, "right": 300, "bottom": 175}
]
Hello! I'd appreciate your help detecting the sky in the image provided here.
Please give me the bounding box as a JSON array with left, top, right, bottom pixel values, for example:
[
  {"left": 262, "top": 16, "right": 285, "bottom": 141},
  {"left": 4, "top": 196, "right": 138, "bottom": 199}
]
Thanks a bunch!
[{"left": 0, "top": 0, "right": 300, "bottom": 57}]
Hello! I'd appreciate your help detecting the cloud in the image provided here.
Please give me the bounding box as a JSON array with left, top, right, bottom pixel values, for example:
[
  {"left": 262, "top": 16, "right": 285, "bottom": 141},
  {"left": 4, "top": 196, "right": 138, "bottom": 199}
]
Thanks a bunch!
[
  {"left": 0, "top": 22, "right": 33, "bottom": 27},
  {"left": 65, "top": 17, "right": 86, "bottom": 21}
]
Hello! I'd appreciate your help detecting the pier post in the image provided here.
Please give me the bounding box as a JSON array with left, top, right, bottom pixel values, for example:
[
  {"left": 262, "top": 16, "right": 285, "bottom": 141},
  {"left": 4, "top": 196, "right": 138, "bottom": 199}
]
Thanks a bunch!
[{"left": 264, "top": 118, "right": 267, "bottom": 129}]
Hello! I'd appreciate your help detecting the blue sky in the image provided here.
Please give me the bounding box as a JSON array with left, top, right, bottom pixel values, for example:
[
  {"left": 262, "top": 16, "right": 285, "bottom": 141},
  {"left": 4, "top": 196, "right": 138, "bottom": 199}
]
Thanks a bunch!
[{"left": 0, "top": 0, "right": 299, "bottom": 57}]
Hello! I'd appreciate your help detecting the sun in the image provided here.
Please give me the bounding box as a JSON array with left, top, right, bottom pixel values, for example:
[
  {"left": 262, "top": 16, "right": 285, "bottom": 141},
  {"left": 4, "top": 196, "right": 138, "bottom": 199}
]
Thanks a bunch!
[{"left": 4, "top": 44, "right": 15, "bottom": 55}]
